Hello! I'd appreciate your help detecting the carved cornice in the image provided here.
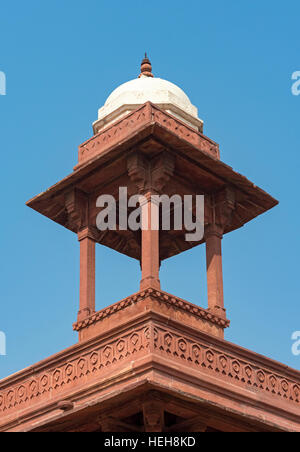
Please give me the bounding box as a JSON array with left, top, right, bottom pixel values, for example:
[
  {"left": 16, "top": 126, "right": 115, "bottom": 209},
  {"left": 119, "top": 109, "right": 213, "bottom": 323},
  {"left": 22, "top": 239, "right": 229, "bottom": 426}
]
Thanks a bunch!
[
  {"left": 72, "top": 288, "right": 230, "bottom": 332},
  {"left": 77, "top": 102, "right": 220, "bottom": 167},
  {"left": 0, "top": 315, "right": 299, "bottom": 431},
  {"left": 0, "top": 323, "right": 151, "bottom": 422},
  {"left": 153, "top": 324, "right": 300, "bottom": 409},
  {"left": 78, "top": 105, "right": 151, "bottom": 166},
  {"left": 151, "top": 106, "right": 219, "bottom": 158}
]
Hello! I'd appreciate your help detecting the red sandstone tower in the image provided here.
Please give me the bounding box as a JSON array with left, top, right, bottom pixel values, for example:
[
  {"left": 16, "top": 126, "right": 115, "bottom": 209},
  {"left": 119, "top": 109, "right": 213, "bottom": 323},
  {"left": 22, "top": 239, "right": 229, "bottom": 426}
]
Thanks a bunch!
[{"left": 0, "top": 56, "right": 299, "bottom": 432}]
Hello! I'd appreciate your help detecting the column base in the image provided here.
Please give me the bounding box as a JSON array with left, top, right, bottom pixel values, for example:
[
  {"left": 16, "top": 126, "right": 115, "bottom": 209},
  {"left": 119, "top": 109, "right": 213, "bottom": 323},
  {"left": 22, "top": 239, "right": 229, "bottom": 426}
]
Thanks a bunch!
[
  {"left": 208, "top": 305, "right": 227, "bottom": 320},
  {"left": 140, "top": 276, "right": 161, "bottom": 291},
  {"left": 77, "top": 308, "right": 93, "bottom": 322}
]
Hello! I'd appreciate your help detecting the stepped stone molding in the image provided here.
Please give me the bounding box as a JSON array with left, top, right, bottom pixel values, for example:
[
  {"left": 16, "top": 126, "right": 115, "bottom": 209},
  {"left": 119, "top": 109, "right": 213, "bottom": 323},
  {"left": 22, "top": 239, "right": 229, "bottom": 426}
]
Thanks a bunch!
[{"left": 73, "top": 288, "right": 230, "bottom": 332}]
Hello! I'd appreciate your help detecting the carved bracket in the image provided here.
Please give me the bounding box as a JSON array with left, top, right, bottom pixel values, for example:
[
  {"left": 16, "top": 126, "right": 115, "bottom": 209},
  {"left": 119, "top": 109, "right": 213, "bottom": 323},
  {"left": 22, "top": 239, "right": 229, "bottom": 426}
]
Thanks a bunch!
[
  {"left": 143, "top": 399, "right": 164, "bottom": 432},
  {"left": 127, "top": 151, "right": 175, "bottom": 194},
  {"left": 205, "top": 186, "right": 236, "bottom": 235},
  {"left": 64, "top": 189, "right": 88, "bottom": 232}
]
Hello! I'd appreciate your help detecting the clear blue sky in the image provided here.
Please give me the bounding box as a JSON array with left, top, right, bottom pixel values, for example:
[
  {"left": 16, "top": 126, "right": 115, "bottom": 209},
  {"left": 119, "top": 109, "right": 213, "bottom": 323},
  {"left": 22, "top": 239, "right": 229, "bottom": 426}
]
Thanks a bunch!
[{"left": 0, "top": 0, "right": 299, "bottom": 379}]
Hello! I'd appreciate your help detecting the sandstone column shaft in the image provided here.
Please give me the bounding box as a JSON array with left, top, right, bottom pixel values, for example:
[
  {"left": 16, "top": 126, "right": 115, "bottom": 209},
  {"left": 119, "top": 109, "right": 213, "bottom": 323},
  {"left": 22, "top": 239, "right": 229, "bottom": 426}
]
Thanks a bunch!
[
  {"left": 78, "top": 228, "right": 95, "bottom": 321},
  {"left": 140, "top": 193, "right": 160, "bottom": 290},
  {"left": 205, "top": 225, "right": 225, "bottom": 318}
]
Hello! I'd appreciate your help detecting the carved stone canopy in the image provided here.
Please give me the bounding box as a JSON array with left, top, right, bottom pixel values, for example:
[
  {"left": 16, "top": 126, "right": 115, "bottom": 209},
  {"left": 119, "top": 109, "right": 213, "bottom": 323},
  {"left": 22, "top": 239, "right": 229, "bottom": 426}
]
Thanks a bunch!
[{"left": 27, "top": 102, "right": 278, "bottom": 261}]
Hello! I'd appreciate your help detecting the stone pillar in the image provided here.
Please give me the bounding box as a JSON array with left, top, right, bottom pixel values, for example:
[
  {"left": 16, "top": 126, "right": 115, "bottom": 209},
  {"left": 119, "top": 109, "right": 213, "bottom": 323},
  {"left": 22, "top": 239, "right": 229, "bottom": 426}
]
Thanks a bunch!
[
  {"left": 205, "top": 224, "right": 226, "bottom": 319},
  {"left": 127, "top": 151, "right": 174, "bottom": 292},
  {"left": 77, "top": 227, "right": 96, "bottom": 322},
  {"left": 140, "top": 193, "right": 160, "bottom": 290}
]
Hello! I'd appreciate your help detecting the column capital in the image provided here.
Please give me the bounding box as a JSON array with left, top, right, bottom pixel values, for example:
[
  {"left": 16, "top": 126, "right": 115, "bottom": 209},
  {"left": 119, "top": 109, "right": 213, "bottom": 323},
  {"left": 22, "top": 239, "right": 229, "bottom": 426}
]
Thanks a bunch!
[
  {"left": 205, "top": 187, "right": 236, "bottom": 234},
  {"left": 78, "top": 226, "right": 97, "bottom": 242},
  {"left": 64, "top": 188, "right": 88, "bottom": 232},
  {"left": 204, "top": 224, "right": 223, "bottom": 240}
]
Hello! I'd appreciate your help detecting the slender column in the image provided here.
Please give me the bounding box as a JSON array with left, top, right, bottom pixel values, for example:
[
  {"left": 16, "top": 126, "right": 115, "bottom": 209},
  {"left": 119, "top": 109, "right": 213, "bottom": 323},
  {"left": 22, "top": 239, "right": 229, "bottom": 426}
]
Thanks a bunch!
[
  {"left": 140, "top": 192, "right": 160, "bottom": 290},
  {"left": 127, "top": 152, "right": 174, "bottom": 292},
  {"left": 77, "top": 227, "right": 96, "bottom": 322},
  {"left": 205, "top": 224, "right": 226, "bottom": 319}
]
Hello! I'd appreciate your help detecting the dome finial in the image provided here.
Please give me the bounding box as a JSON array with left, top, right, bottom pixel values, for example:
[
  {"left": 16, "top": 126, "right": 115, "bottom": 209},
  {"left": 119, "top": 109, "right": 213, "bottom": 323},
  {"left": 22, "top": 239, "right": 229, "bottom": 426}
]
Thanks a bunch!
[{"left": 139, "top": 53, "right": 154, "bottom": 78}]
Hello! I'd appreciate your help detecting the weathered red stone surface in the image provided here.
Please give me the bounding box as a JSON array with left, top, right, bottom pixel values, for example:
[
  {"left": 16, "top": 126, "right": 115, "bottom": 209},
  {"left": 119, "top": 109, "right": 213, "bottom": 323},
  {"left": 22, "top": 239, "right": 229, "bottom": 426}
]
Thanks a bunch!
[
  {"left": 73, "top": 288, "right": 229, "bottom": 342},
  {"left": 1, "top": 89, "right": 297, "bottom": 431}
]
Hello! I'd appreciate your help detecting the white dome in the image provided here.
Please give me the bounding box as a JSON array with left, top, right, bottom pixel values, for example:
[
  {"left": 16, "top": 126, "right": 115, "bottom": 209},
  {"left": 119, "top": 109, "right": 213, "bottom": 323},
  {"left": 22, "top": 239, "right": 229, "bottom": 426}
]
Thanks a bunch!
[
  {"left": 93, "top": 62, "right": 203, "bottom": 134},
  {"left": 105, "top": 76, "right": 196, "bottom": 117}
]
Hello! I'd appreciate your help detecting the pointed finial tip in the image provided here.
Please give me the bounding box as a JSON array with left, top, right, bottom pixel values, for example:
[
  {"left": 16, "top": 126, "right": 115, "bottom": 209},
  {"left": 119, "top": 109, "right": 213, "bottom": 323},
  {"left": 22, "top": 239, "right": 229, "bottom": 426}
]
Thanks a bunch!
[{"left": 139, "top": 53, "right": 153, "bottom": 78}]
